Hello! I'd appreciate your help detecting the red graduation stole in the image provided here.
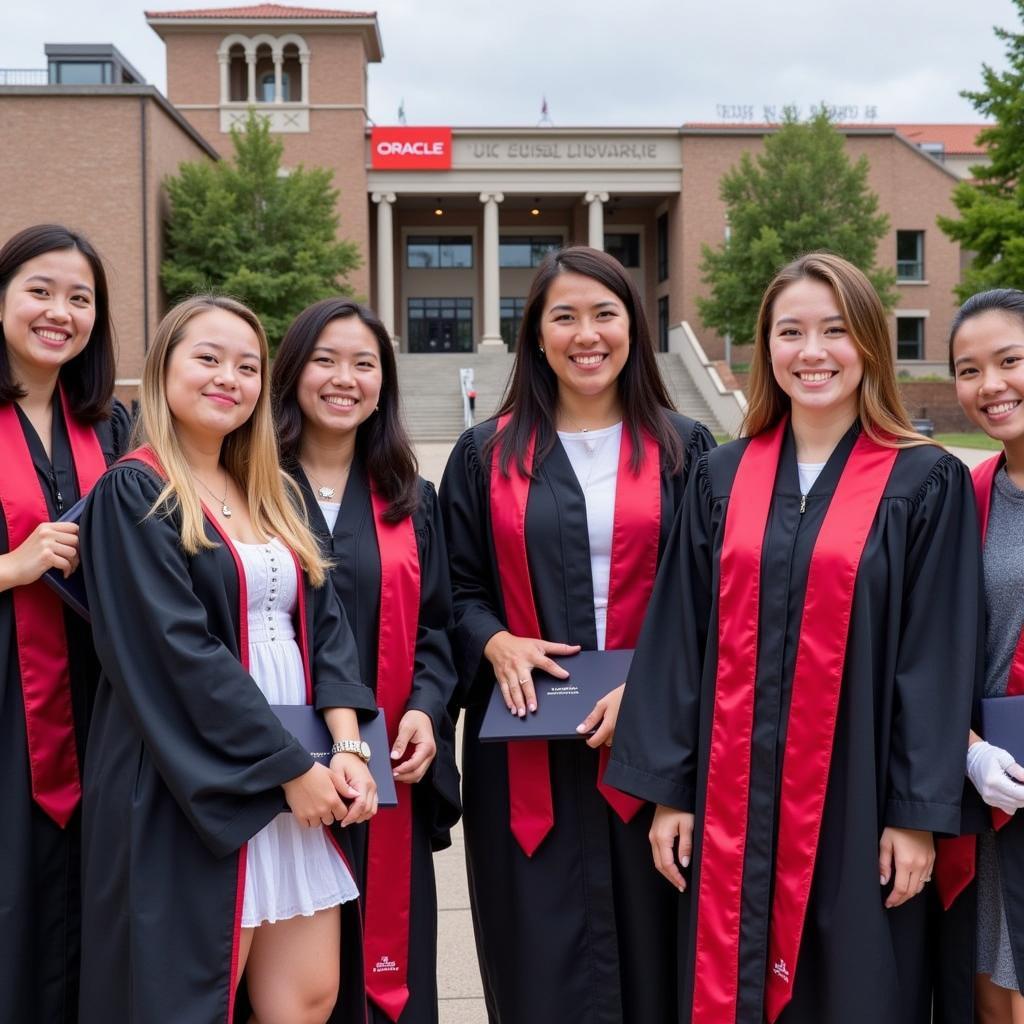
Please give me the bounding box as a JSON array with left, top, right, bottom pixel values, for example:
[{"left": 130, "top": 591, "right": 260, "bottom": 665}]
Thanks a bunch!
[
  {"left": 0, "top": 389, "right": 106, "bottom": 827},
  {"left": 488, "top": 414, "right": 661, "bottom": 857},
  {"left": 934, "top": 453, "right": 1024, "bottom": 910},
  {"left": 363, "top": 488, "right": 420, "bottom": 1022},
  {"left": 690, "top": 419, "right": 897, "bottom": 1024}
]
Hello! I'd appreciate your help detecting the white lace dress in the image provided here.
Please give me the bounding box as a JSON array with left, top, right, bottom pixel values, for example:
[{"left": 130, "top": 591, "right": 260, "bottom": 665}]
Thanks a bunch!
[{"left": 235, "top": 538, "right": 359, "bottom": 928}]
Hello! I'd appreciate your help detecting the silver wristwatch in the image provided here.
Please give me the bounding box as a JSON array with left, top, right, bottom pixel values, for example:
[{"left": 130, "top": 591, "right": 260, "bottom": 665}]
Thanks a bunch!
[{"left": 331, "top": 738, "right": 372, "bottom": 763}]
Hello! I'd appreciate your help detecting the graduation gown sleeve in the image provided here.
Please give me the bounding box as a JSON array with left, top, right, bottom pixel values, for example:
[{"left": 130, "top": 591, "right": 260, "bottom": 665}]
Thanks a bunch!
[
  {"left": 308, "top": 556, "right": 378, "bottom": 718},
  {"left": 439, "top": 425, "right": 507, "bottom": 697},
  {"left": 81, "top": 465, "right": 316, "bottom": 858},
  {"left": 885, "top": 453, "right": 982, "bottom": 835},
  {"left": 405, "top": 481, "right": 458, "bottom": 731},
  {"left": 605, "top": 451, "right": 716, "bottom": 811}
]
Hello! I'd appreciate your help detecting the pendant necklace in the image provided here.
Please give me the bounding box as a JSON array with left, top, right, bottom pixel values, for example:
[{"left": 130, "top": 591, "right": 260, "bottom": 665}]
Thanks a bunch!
[
  {"left": 192, "top": 469, "right": 233, "bottom": 518},
  {"left": 304, "top": 464, "right": 344, "bottom": 502}
]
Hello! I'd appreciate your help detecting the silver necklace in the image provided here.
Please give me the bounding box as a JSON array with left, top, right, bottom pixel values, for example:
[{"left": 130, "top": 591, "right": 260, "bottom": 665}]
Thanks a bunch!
[
  {"left": 303, "top": 464, "right": 344, "bottom": 501},
  {"left": 192, "top": 470, "right": 233, "bottom": 518}
]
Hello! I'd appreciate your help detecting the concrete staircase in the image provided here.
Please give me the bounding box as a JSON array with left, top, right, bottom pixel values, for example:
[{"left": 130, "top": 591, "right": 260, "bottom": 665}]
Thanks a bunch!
[{"left": 395, "top": 351, "right": 727, "bottom": 442}]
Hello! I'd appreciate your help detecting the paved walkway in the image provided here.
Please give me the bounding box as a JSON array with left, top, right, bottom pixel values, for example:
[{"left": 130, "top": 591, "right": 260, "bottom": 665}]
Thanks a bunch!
[{"left": 413, "top": 440, "right": 992, "bottom": 1024}]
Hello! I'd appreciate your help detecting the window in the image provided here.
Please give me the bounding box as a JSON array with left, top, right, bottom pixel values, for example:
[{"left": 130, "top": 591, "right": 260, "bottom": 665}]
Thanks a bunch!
[
  {"left": 896, "top": 316, "right": 925, "bottom": 360},
  {"left": 501, "top": 298, "right": 527, "bottom": 348},
  {"left": 49, "top": 61, "right": 113, "bottom": 84},
  {"left": 897, "top": 231, "right": 925, "bottom": 281},
  {"left": 605, "top": 232, "right": 640, "bottom": 268},
  {"left": 406, "top": 236, "right": 473, "bottom": 269},
  {"left": 499, "top": 236, "right": 561, "bottom": 268},
  {"left": 657, "top": 296, "right": 670, "bottom": 353},
  {"left": 407, "top": 298, "right": 473, "bottom": 353},
  {"left": 253, "top": 44, "right": 275, "bottom": 102},
  {"left": 228, "top": 45, "right": 247, "bottom": 101},
  {"left": 656, "top": 214, "right": 669, "bottom": 283}
]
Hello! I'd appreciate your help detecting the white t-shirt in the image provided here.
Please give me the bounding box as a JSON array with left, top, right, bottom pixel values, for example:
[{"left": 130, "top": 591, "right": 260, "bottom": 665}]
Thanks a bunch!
[
  {"left": 556, "top": 422, "right": 623, "bottom": 650},
  {"left": 317, "top": 499, "right": 341, "bottom": 532},
  {"left": 797, "top": 461, "right": 826, "bottom": 495}
]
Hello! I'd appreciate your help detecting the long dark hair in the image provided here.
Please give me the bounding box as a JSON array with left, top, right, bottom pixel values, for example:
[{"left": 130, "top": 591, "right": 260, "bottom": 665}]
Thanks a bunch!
[
  {"left": 272, "top": 298, "right": 419, "bottom": 522},
  {"left": 948, "top": 288, "right": 1024, "bottom": 372},
  {"left": 0, "top": 224, "right": 116, "bottom": 421},
  {"left": 485, "top": 245, "right": 681, "bottom": 476}
]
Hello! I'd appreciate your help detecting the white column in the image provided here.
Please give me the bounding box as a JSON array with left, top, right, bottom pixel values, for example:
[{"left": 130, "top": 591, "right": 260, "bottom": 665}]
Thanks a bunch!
[
  {"left": 585, "top": 191, "right": 609, "bottom": 250},
  {"left": 245, "top": 51, "right": 257, "bottom": 103},
  {"left": 273, "top": 48, "right": 283, "bottom": 103},
  {"left": 217, "top": 52, "right": 230, "bottom": 104},
  {"left": 299, "top": 52, "right": 310, "bottom": 105},
  {"left": 479, "top": 191, "right": 505, "bottom": 349},
  {"left": 372, "top": 192, "right": 397, "bottom": 345}
]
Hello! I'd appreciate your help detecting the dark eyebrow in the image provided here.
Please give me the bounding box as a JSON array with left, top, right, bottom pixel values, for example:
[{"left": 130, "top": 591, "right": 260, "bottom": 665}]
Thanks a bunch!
[
  {"left": 548, "top": 300, "right": 619, "bottom": 313},
  {"left": 24, "top": 274, "right": 94, "bottom": 296},
  {"left": 775, "top": 314, "right": 844, "bottom": 326},
  {"left": 191, "top": 340, "right": 261, "bottom": 362},
  {"left": 955, "top": 342, "right": 1024, "bottom": 367}
]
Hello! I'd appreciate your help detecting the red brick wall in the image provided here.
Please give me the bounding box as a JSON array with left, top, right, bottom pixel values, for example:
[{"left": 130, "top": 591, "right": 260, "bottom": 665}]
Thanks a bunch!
[{"left": 678, "top": 132, "right": 962, "bottom": 365}]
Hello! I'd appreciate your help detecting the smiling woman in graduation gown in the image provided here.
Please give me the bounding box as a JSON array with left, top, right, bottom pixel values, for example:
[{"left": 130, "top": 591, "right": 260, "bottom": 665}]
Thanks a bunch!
[
  {"left": 0, "top": 224, "right": 130, "bottom": 1024},
  {"left": 440, "top": 246, "right": 714, "bottom": 1023},
  {"left": 78, "top": 295, "right": 378, "bottom": 1024},
  {"left": 272, "top": 298, "right": 460, "bottom": 1024},
  {"left": 930, "top": 289, "right": 1024, "bottom": 1024},
  {"left": 606, "top": 253, "right": 981, "bottom": 1024}
]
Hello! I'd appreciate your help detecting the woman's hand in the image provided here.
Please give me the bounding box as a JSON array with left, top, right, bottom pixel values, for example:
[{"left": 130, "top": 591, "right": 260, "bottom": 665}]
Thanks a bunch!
[
  {"left": 0, "top": 521, "right": 80, "bottom": 591},
  {"left": 282, "top": 762, "right": 348, "bottom": 827},
  {"left": 649, "top": 805, "right": 695, "bottom": 892},
  {"left": 330, "top": 753, "right": 378, "bottom": 827},
  {"left": 483, "top": 630, "right": 581, "bottom": 717},
  {"left": 577, "top": 683, "right": 626, "bottom": 748},
  {"left": 391, "top": 709, "right": 437, "bottom": 785},
  {"left": 879, "top": 826, "right": 934, "bottom": 908}
]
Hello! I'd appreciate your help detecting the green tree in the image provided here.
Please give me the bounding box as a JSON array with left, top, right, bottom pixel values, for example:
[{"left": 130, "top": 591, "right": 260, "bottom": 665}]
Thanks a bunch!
[
  {"left": 161, "top": 110, "right": 361, "bottom": 346},
  {"left": 698, "top": 108, "right": 896, "bottom": 349},
  {"left": 938, "top": 1, "right": 1024, "bottom": 300}
]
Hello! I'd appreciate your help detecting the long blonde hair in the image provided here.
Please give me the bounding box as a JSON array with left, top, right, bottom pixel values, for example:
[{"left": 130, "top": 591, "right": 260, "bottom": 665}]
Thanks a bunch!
[
  {"left": 135, "top": 294, "right": 328, "bottom": 586},
  {"left": 743, "top": 252, "right": 933, "bottom": 448}
]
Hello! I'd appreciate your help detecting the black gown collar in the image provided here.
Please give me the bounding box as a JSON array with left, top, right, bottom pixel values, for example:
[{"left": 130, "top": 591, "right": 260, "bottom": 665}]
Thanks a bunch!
[{"left": 775, "top": 419, "right": 862, "bottom": 498}]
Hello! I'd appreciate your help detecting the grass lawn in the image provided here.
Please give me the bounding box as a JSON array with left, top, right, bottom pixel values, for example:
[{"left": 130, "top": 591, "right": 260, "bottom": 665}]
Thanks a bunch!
[{"left": 935, "top": 432, "right": 1003, "bottom": 451}]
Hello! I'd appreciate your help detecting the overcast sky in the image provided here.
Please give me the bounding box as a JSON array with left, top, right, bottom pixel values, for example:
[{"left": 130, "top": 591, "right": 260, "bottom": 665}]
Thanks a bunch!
[{"left": 1, "top": 0, "right": 1017, "bottom": 125}]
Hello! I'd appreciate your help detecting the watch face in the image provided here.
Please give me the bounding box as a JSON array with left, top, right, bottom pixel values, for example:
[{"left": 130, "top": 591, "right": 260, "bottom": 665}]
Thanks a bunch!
[{"left": 360, "top": 741, "right": 372, "bottom": 761}]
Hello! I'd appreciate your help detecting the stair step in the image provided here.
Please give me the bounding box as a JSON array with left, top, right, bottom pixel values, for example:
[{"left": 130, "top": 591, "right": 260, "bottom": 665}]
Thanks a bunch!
[{"left": 394, "top": 352, "right": 725, "bottom": 441}]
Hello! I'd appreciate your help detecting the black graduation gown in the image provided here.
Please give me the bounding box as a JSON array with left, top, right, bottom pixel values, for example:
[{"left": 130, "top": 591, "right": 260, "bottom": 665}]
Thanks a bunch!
[
  {"left": 0, "top": 397, "right": 131, "bottom": 1024},
  {"left": 294, "top": 459, "right": 461, "bottom": 1024},
  {"left": 439, "top": 412, "right": 715, "bottom": 1024},
  {"left": 77, "top": 460, "right": 377, "bottom": 1024},
  {"left": 605, "top": 425, "right": 982, "bottom": 1024}
]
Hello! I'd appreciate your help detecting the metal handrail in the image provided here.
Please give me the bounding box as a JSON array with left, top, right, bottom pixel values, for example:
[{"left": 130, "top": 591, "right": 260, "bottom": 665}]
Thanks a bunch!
[{"left": 0, "top": 69, "right": 48, "bottom": 85}]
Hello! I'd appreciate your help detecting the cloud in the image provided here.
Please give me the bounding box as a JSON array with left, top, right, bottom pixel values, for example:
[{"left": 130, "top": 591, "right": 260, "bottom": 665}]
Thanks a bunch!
[{"left": 0, "top": 0, "right": 1016, "bottom": 125}]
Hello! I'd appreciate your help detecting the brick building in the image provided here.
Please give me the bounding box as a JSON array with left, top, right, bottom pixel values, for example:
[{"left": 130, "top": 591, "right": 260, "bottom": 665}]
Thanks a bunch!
[{"left": 0, "top": 4, "right": 988, "bottom": 399}]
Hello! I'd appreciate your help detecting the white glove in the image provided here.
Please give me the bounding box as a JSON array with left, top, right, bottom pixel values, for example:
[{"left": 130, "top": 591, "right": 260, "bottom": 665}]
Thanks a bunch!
[{"left": 966, "top": 741, "right": 1024, "bottom": 815}]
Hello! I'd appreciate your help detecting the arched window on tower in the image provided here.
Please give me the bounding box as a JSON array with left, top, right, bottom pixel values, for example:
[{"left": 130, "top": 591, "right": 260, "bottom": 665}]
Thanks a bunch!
[
  {"left": 254, "top": 43, "right": 275, "bottom": 102},
  {"left": 281, "top": 43, "right": 301, "bottom": 102},
  {"left": 228, "top": 43, "right": 247, "bottom": 101}
]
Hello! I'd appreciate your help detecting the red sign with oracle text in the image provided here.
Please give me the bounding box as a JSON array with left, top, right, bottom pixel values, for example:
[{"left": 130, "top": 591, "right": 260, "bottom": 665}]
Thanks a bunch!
[{"left": 371, "top": 127, "right": 453, "bottom": 170}]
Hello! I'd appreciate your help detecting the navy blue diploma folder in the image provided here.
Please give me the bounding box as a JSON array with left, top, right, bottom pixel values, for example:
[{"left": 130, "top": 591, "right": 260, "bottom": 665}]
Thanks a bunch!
[
  {"left": 980, "top": 695, "right": 1024, "bottom": 767},
  {"left": 478, "top": 648, "right": 634, "bottom": 742},
  {"left": 42, "top": 497, "right": 90, "bottom": 622},
  {"left": 271, "top": 704, "right": 398, "bottom": 807}
]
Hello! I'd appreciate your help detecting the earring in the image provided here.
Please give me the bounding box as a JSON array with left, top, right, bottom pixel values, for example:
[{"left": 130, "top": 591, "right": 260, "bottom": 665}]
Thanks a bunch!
[{"left": 539, "top": 346, "right": 545, "bottom": 354}]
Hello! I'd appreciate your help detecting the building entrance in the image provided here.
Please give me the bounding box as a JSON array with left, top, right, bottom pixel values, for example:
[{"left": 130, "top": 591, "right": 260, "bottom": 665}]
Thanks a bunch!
[{"left": 407, "top": 297, "right": 473, "bottom": 352}]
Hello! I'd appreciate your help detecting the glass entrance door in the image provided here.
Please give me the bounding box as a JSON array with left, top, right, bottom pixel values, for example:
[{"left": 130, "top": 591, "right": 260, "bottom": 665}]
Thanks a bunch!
[{"left": 408, "top": 298, "right": 473, "bottom": 352}]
